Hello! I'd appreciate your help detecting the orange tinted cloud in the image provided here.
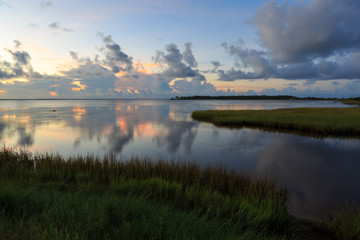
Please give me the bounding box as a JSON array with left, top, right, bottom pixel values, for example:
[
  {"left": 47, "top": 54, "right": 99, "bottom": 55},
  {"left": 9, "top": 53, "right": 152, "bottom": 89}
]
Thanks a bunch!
[
  {"left": 115, "top": 71, "right": 127, "bottom": 78},
  {"left": 140, "top": 62, "right": 162, "bottom": 68},
  {"left": 71, "top": 80, "right": 87, "bottom": 91},
  {"left": 0, "top": 78, "right": 29, "bottom": 85},
  {"left": 49, "top": 91, "right": 58, "bottom": 96},
  {"left": 137, "top": 68, "right": 152, "bottom": 74}
]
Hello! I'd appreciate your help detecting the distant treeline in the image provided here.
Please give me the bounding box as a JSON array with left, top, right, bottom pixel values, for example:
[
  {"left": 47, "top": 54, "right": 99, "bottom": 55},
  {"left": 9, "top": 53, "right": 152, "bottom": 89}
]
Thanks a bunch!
[{"left": 170, "top": 95, "right": 345, "bottom": 100}]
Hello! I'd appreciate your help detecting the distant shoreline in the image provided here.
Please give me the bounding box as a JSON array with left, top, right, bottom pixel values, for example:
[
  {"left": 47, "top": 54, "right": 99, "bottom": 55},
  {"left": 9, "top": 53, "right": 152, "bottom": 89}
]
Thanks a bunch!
[
  {"left": 172, "top": 95, "right": 360, "bottom": 106},
  {"left": 171, "top": 95, "right": 358, "bottom": 101}
]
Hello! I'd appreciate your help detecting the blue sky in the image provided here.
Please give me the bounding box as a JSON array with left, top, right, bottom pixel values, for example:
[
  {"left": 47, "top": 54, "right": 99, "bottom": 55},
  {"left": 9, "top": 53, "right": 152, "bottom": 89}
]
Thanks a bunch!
[{"left": 0, "top": 0, "right": 359, "bottom": 98}]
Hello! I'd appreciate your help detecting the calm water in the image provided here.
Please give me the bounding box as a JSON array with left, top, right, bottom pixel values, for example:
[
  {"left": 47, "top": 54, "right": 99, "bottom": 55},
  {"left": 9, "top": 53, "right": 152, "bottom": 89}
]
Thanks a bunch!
[{"left": 0, "top": 99, "right": 359, "bottom": 219}]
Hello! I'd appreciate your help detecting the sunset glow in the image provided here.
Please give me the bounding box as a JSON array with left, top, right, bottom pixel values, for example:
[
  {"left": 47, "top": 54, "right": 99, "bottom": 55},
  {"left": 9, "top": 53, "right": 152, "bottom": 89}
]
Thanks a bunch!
[
  {"left": 49, "top": 91, "right": 58, "bottom": 96},
  {"left": 72, "top": 107, "right": 86, "bottom": 114},
  {"left": 71, "top": 81, "right": 87, "bottom": 91},
  {"left": 0, "top": 0, "right": 359, "bottom": 98}
]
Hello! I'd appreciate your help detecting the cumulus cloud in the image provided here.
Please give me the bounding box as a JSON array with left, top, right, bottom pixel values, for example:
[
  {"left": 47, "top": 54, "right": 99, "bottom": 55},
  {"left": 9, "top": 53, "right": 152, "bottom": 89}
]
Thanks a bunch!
[
  {"left": 218, "top": 0, "right": 360, "bottom": 83},
  {"left": 153, "top": 42, "right": 205, "bottom": 81},
  {"left": 111, "top": 42, "right": 220, "bottom": 97},
  {"left": 254, "top": 0, "right": 360, "bottom": 63},
  {"left": 182, "top": 42, "right": 197, "bottom": 68},
  {"left": 0, "top": 48, "right": 34, "bottom": 79},
  {"left": 219, "top": 40, "right": 360, "bottom": 81},
  {"left": 97, "top": 32, "right": 133, "bottom": 73},
  {"left": 171, "top": 80, "right": 217, "bottom": 95},
  {"left": 49, "top": 22, "right": 73, "bottom": 32},
  {"left": 0, "top": 37, "right": 227, "bottom": 98}
]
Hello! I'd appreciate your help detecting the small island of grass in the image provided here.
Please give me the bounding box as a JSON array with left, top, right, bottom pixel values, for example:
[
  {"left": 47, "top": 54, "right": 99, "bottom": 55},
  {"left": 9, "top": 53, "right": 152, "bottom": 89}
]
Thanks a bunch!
[{"left": 192, "top": 108, "right": 360, "bottom": 137}]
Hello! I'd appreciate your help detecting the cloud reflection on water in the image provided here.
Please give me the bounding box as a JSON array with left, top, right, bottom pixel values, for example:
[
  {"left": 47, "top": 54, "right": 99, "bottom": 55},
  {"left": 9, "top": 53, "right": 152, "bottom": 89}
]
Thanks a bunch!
[{"left": 255, "top": 135, "right": 360, "bottom": 219}]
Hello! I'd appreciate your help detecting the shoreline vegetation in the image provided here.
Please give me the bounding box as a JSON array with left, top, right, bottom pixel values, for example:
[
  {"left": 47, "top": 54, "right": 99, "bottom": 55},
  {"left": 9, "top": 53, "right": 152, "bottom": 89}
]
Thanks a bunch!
[
  {"left": 192, "top": 108, "right": 360, "bottom": 138},
  {"left": 0, "top": 148, "right": 359, "bottom": 239},
  {"left": 171, "top": 95, "right": 360, "bottom": 106}
]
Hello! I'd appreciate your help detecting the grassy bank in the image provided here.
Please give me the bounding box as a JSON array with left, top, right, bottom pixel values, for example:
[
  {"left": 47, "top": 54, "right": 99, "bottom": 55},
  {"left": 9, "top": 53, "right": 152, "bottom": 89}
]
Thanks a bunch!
[
  {"left": 341, "top": 98, "right": 360, "bottom": 106},
  {"left": 0, "top": 148, "right": 358, "bottom": 239},
  {"left": 192, "top": 108, "right": 360, "bottom": 137}
]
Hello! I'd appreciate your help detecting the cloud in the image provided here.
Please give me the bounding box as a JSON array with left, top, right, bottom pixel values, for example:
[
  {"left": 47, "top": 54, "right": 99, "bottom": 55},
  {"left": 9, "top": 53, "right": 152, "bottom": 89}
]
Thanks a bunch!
[
  {"left": 202, "top": 60, "right": 222, "bottom": 74},
  {"left": 0, "top": 48, "right": 33, "bottom": 79},
  {"left": 113, "top": 42, "right": 216, "bottom": 97},
  {"left": 97, "top": 32, "right": 133, "bottom": 73},
  {"left": 13, "top": 40, "right": 22, "bottom": 48},
  {"left": 153, "top": 42, "right": 205, "bottom": 81},
  {"left": 69, "top": 51, "right": 78, "bottom": 60},
  {"left": 211, "top": 61, "right": 221, "bottom": 70},
  {"left": 254, "top": 0, "right": 360, "bottom": 63},
  {"left": 171, "top": 80, "right": 217, "bottom": 95},
  {"left": 218, "top": 0, "right": 360, "bottom": 83},
  {"left": 48, "top": 22, "right": 74, "bottom": 32},
  {"left": 0, "top": 38, "right": 235, "bottom": 98},
  {"left": 219, "top": 41, "right": 360, "bottom": 81},
  {"left": 182, "top": 42, "right": 197, "bottom": 68},
  {"left": 0, "top": 1, "right": 12, "bottom": 9}
]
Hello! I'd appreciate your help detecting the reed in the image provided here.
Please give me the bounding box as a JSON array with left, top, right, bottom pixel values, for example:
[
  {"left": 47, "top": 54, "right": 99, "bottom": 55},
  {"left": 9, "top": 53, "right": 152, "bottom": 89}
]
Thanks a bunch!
[
  {"left": 192, "top": 108, "right": 360, "bottom": 137},
  {"left": 318, "top": 204, "right": 360, "bottom": 240},
  {"left": 0, "top": 147, "right": 289, "bottom": 240},
  {"left": 1, "top": 147, "right": 358, "bottom": 239}
]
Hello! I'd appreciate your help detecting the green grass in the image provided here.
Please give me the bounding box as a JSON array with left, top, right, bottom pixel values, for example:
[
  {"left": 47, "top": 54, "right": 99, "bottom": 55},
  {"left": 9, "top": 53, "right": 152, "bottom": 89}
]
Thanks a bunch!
[
  {"left": 0, "top": 147, "right": 358, "bottom": 239},
  {"left": 318, "top": 205, "right": 360, "bottom": 240},
  {"left": 192, "top": 108, "right": 360, "bottom": 137},
  {"left": 341, "top": 99, "right": 360, "bottom": 106}
]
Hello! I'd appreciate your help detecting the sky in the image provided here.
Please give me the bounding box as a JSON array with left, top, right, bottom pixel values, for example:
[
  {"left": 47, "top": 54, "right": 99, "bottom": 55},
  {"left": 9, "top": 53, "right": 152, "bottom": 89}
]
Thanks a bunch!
[{"left": 0, "top": 0, "right": 360, "bottom": 99}]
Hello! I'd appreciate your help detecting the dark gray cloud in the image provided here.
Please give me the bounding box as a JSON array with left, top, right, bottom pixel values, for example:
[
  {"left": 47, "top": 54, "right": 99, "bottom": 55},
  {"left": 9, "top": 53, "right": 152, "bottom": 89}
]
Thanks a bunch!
[
  {"left": 0, "top": 48, "right": 33, "bottom": 79},
  {"left": 218, "top": 41, "right": 360, "bottom": 81},
  {"left": 97, "top": 32, "right": 133, "bottom": 73},
  {"left": 218, "top": 0, "right": 360, "bottom": 82},
  {"left": 153, "top": 42, "right": 205, "bottom": 81},
  {"left": 202, "top": 60, "right": 222, "bottom": 74},
  {"left": 69, "top": 51, "right": 78, "bottom": 60},
  {"left": 49, "top": 22, "right": 73, "bottom": 32},
  {"left": 254, "top": 0, "right": 360, "bottom": 63},
  {"left": 211, "top": 61, "right": 221, "bottom": 70},
  {"left": 220, "top": 41, "right": 276, "bottom": 80},
  {"left": 182, "top": 42, "right": 197, "bottom": 68},
  {"left": 40, "top": 1, "right": 52, "bottom": 8}
]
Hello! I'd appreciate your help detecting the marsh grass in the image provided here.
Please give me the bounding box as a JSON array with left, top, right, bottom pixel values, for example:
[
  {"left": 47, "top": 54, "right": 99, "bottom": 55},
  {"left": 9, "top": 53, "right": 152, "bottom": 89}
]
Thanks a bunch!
[
  {"left": 318, "top": 204, "right": 360, "bottom": 240},
  {"left": 341, "top": 98, "right": 360, "bottom": 106},
  {"left": 0, "top": 147, "right": 290, "bottom": 240},
  {"left": 192, "top": 108, "right": 360, "bottom": 137},
  {"left": 0, "top": 147, "right": 358, "bottom": 239}
]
